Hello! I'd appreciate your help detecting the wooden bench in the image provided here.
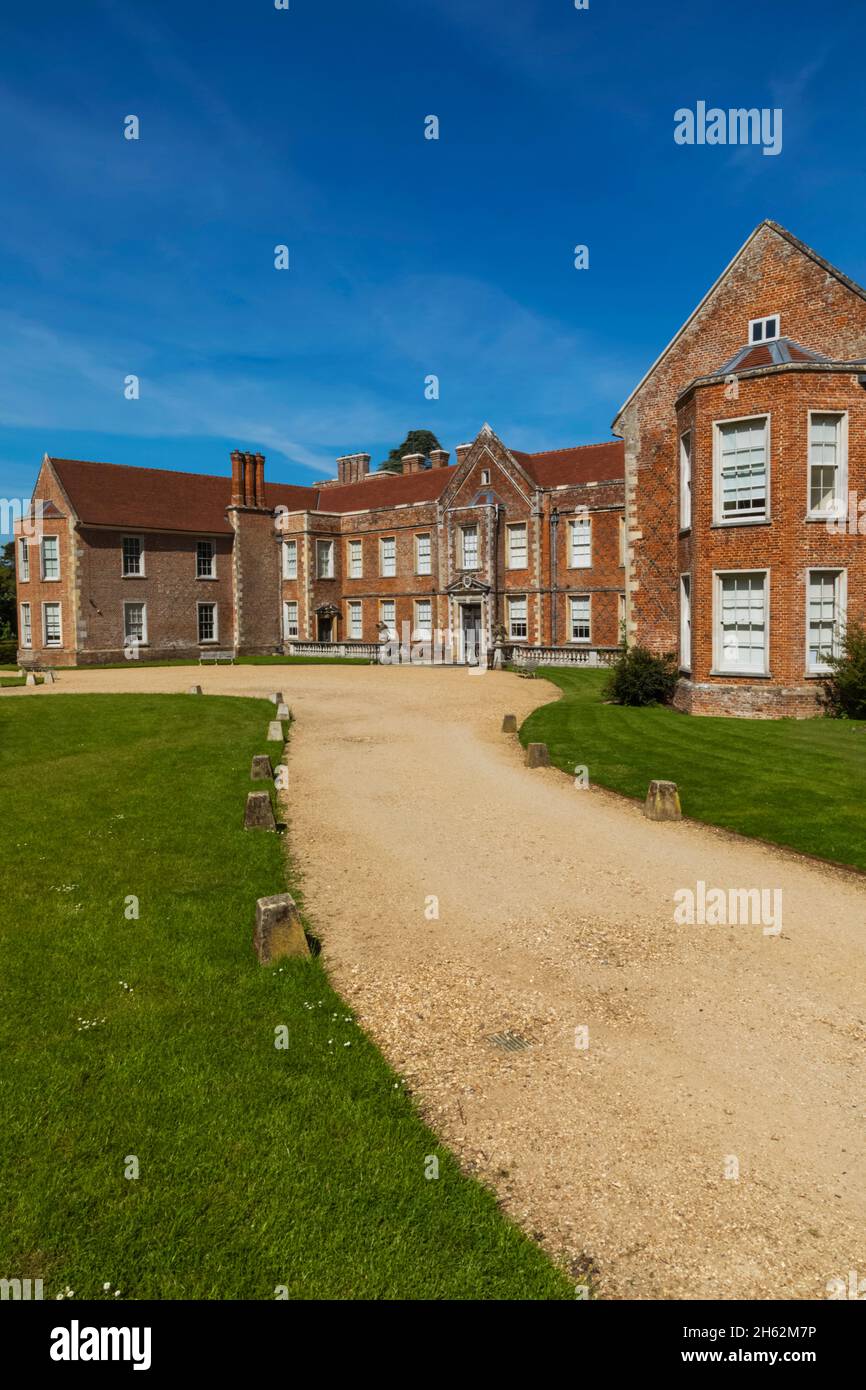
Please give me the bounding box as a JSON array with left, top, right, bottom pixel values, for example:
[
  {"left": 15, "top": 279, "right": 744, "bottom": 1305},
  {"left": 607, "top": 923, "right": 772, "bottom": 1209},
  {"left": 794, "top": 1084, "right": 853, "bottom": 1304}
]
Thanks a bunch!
[
  {"left": 199, "top": 649, "right": 236, "bottom": 666},
  {"left": 516, "top": 662, "right": 539, "bottom": 679}
]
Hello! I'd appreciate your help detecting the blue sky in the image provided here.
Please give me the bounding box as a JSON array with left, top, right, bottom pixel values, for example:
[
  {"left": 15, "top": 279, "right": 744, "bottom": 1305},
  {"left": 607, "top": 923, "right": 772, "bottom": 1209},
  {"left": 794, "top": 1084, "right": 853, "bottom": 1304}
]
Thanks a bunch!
[{"left": 1, "top": 0, "right": 864, "bottom": 530}]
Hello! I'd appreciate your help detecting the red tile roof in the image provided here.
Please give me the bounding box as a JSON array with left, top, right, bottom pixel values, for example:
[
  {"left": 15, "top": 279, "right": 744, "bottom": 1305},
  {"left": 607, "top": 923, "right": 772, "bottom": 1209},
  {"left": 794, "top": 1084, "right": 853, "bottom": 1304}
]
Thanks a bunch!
[
  {"left": 513, "top": 441, "right": 624, "bottom": 487},
  {"left": 47, "top": 441, "right": 624, "bottom": 531},
  {"left": 49, "top": 457, "right": 317, "bottom": 533},
  {"left": 312, "top": 466, "right": 455, "bottom": 513}
]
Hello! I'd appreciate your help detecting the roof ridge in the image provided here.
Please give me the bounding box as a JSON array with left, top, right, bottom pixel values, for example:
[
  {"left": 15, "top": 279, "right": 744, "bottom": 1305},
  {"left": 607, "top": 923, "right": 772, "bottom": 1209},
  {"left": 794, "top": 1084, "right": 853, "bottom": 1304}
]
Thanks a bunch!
[
  {"left": 522, "top": 441, "right": 621, "bottom": 457},
  {"left": 50, "top": 456, "right": 319, "bottom": 492},
  {"left": 50, "top": 456, "right": 230, "bottom": 485}
]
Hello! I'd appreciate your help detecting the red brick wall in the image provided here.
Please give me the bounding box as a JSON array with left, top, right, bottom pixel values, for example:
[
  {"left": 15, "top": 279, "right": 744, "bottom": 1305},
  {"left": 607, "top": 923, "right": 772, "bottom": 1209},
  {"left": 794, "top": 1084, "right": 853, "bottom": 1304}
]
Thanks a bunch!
[
  {"left": 75, "top": 527, "right": 235, "bottom": 662},
  {"left": 675, "top": 366, "right": 866, "bottom": 715},
  {"left": 617, "top": 224, "right": 866, "bottom": 671},
  {"left": 275, "top": 437, "right": 625, "bottom": 651},
  {"left": 231, "top": 507, "right": 281, "bottom": 654},
  {"left": 14, "top": 459, "right": 76, "bottom": 667}
]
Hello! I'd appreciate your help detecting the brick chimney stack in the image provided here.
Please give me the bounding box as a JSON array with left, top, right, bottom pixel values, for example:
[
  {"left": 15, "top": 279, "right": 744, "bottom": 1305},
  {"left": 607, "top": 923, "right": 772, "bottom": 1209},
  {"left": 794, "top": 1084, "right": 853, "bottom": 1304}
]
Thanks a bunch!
[
  {"left": 336, "top": 453, "right": 371, "bottom": 485},
  {"left": 402, "top": 453, "right": 425, "bottom": 475},
  {"left": 454, "top": 444, "right": 472, "bottom": 466},
  {"left": 230, "top": 449, "right": 267, "bottom": 507},
  {"left": 429, "top": 448, "right": 450, "bottom": 469},
  {"left": 230, "top": 450, "right": 245, "bottom": 505}
]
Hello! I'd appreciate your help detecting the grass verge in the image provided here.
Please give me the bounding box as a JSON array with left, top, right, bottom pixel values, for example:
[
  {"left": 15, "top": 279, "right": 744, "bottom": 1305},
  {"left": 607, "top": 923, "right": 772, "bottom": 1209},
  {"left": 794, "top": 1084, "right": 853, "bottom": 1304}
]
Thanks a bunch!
[
  {"left": 522, "top": 668, "right": 866, "bottom": 873},
  {"left": 0, "top": 694, "right": 573, "bottom": 1300}
]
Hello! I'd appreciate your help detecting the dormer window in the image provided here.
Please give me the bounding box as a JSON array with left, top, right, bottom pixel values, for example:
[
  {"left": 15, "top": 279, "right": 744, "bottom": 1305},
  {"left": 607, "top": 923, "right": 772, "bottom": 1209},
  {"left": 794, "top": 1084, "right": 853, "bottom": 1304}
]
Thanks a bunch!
[{"left": 749, "top": 313, "right": 780, "bottom": 344}]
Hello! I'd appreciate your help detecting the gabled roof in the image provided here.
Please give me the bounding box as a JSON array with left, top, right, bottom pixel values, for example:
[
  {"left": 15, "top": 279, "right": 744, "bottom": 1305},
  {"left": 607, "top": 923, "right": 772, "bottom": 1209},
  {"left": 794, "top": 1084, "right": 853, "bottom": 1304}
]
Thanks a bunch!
[
  {"left": 48, "top": 457, "right": 317, "bottom": 533},
  {"left": 513, "top": 442, "right": 624, "bottom": 487},
  {"left": 612, "top": 220, "right": 866, "bottom": 428},
  {"left": 45, "top": 435, "right": 624, "bottom": 533}
]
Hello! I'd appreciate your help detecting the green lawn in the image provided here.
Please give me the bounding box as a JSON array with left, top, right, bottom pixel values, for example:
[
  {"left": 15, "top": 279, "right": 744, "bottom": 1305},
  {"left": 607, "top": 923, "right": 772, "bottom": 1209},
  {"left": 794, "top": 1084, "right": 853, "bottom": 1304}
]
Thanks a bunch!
[
  {"left": 0, "top": 695, "right": 573, "bottom": 1300},
  {"left": 522, "top": 669, "right": 866, "bottom": 873}
]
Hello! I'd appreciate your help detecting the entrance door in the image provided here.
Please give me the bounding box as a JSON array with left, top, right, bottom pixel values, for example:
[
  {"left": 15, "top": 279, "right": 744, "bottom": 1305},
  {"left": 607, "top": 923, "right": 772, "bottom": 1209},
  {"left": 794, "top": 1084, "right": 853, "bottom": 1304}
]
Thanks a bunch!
[
  {"left": 460, "top": 603, "right": 483, "bottom": 664},
  {"left": 318, "top": 615, "right": 333, "bottom": 642}
]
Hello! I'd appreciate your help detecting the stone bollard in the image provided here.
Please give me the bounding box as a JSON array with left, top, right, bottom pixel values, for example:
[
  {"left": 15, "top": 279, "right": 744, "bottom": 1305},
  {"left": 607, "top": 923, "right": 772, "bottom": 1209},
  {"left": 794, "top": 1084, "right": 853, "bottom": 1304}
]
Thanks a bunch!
[
  {"left": 44, "top": 671, "right": 56, "bottom": 684},
  {"left": 276, "top": 702, "right": 291, "bottom": 721},
  {"left": 501, "top": 713, "right": 518, "bottom": 733},
  {"left": 253, "top": 893, "right": 311, "bottom": 963},
  {"left": 270, "top": 691, "right": 283, "bottom": 706},
  {"left": 250, "top": 754, "right": 274, "bottom": 781},
  {"left": 644, "top": 780, "right": 682, "bottom": 822},
  {"left": 525, "top": 742, "right": 550, "bottom": 768},
  {"left": 267, "top": 720, "right": 284, "bottom": 742},
  {"left": 244, "top": 791, "right": 276, "bottom": 831},
  {"left": 25, "top": 672, "right": 36, "bottom": 686},
  {"left": 188, "top": 685, "right": 202, "bottom": 695}
]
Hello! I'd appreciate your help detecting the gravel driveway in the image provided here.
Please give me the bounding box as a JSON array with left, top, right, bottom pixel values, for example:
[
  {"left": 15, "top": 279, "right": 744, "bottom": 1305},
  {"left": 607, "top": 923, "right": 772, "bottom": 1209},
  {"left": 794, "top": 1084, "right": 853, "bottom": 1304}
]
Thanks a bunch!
[{"left": 13, "top": 663, "right": 866, "bottom": 1299}]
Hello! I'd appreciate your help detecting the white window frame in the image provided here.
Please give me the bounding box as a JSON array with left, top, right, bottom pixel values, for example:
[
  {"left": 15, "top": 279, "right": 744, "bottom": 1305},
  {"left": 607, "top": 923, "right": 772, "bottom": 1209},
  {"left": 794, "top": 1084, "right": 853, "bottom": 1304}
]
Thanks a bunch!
[
  {"left": 121, "top": 534, "right": 144, "bottom": 578},
  {"left": 347, "top": 539, "right": 363, "bottom": 580},
  {"left": 679, "top": 431, "right": 692, "bottom": 530},
  {"left": 806, "top": 568, "right": 846, "bottom": 675},
  {"left": 480, "top": 469, "right": 490, "bottom": 485},
  {"left": 283, "top": 600, "right": 299, "bottom": 639},
  {"left": 316, "top": 540, "right": 335, "bottom": 579},
  {"left": 569, "top": 594, "right": 591, "bottom": 644},
  {"left": 123, "top": 599, "right": 148, "bottom": 646},
  {"left": 414, "top": 532, "right": 431, "bottom": 576},
  {"left": 18, "top": 537, "right": 30, "bottom": 583},
  {"left": 749, "top": 313, "right": 780, "bottom": 344},
  {"left": 379, "top": 599, "right": 397, "bottom": 639},
  {"left": 806, "top": 410, "right": 848, "bottom": 520},
  {"left": 380, "top": 535, "right": 397, "bottom": 578},
  {"left": 413, "top": 598, "right": 432, "bottom": 640},
  {"left": 506, "top": 522, "right": 528, "bottom": 571},
  {"left": 197, "top": 601, "right": 218, "bottom": 645},
  {"left": 196, "top": 538, "right": 216, "bottom": 580},
  {"left": 41, "top": 535, "right": 60, "bottom": 582},
  {"left": 679, "top": 573, "right": 691, "bottom": 672},
  {"left": 282, "top": 539, "right": 298, "bottom": 580},
  {"left": 618, "top": 515, "right": 626, "bottom": 567},
  {"left": 507, "top": 594, "right": 528, "bottom": 640},
  {"left": 42, "top": 600, "right": 62, "bottom": 647},
  {"left": 20, "top": 601, "right": 32, "bottom": 648},
  {"left": 713, "top": 414, "right": 770, "bottom": 525},
  {"left": 568, "top": 515, "right": 592, "bottom": 569},
  {"left": 713, "top": 569, "right": 769, "bottom": 676},
  {"left": 460, "top": 524, "right": 479, "bottom": 570},
  {"left": 347, "top": 600, "right": 363, "bottom": 640}
]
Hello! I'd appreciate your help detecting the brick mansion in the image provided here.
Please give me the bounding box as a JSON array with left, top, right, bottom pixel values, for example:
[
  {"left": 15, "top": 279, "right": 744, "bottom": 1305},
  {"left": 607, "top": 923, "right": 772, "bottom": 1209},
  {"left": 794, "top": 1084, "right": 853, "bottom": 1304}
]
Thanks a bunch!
[{"left": 14, "top": 221, "right": 866, "bottom": 717}]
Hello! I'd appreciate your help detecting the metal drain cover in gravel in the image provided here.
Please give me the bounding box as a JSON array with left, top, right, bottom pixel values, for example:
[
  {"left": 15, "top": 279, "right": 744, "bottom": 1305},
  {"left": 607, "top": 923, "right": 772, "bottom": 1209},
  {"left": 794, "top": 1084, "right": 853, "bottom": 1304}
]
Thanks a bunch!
[{"left": 488, "top": 1030, "right": 532, "bottom": 1053}]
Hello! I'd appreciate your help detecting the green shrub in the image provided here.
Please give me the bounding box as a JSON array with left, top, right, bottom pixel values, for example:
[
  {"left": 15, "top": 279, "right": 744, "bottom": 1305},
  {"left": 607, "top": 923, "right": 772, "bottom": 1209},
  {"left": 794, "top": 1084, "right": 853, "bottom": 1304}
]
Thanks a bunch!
[
  {"left": 0, "top": 639, "right": 17, "bottom": 665},
  {"left": 602, "top": 643, "right": 679, "bottom": 707},
  {"left": 820, "top": 620, "right": 866, "bottom": 719}
]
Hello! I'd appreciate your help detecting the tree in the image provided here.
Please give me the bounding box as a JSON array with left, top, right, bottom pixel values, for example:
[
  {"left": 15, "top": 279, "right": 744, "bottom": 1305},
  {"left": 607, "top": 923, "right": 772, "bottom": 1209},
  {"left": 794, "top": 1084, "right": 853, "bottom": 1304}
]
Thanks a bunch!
[
  {"left": 819, "top": 620, "right": 866, "bottom": 719},
  {"left": 378, "top": 429, "right": 442, "bottom": 473},
  {"left": 0, "top": 541, "right": 16, "bottom": 640}
]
